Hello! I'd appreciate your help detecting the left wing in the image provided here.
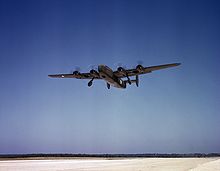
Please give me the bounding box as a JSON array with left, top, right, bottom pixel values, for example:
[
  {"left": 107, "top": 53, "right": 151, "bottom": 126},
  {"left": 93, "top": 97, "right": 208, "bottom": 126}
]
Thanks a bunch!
[
  {"left": 114, "top": 63, "right": 181, "bottom": 78},
  {"left": 48, "top": 72, "right": 101, "bottom": 79}
]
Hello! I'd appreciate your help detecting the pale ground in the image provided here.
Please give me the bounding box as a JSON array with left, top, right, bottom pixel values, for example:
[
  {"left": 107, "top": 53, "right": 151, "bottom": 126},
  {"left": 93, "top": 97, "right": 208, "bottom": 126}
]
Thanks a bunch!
[{"left": 0, "top": 158, "right": 220, "bottom": 171}]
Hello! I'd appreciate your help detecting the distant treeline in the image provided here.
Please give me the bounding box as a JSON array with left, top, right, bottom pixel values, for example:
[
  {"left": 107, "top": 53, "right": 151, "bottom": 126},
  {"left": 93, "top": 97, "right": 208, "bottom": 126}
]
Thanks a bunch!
[{"left": 0, "top": 153, "right": 220, "bottom": 158}]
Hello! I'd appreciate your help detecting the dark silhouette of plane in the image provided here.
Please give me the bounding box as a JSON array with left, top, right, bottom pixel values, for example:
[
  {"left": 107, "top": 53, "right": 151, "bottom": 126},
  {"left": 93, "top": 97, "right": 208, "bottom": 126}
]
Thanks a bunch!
[{"left": 48, "top": 63, "right": 181, "bottom": 89}]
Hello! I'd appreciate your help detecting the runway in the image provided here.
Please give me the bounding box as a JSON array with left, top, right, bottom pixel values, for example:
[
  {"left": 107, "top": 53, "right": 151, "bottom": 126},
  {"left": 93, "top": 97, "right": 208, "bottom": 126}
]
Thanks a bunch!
[{"left": 0, "top": 158, "right": 219, "bottom": 171}]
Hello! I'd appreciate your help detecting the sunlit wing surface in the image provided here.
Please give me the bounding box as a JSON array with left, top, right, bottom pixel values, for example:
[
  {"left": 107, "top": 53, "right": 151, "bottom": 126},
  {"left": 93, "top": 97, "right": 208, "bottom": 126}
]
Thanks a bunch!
[
  {"left": 114, "top": 63, "right": 181, "bottom": 78},
  {"left": 48, "top": 73, "right": 101, "bottom": 79}
]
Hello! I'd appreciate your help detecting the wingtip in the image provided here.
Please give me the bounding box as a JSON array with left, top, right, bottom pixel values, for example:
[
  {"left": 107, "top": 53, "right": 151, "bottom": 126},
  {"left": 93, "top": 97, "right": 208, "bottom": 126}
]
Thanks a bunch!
[{"left": 48, "top": 75, "right": 55, "bottom": 78}]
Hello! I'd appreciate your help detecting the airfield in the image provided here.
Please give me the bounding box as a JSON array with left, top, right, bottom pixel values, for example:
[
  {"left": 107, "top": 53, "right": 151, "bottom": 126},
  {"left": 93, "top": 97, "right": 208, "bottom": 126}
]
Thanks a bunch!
[{"left": 0, "top": 157, "right": 220, "bottom": 171}]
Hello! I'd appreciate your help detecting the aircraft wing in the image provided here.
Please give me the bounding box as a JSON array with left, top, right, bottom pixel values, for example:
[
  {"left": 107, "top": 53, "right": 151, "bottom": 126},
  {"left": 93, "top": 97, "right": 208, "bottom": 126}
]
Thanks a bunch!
[
  {"left": 114, "top": 63, "right": 181, "bottom": 78},
  {"left": 48, "top": 73, "right": 101, "bottom": 79}
]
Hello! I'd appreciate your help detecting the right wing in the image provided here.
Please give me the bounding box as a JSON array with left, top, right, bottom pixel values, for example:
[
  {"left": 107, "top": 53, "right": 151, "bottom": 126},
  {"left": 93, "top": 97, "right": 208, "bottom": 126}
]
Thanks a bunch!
[{"left": 114, "top": 63, "right": 181, "bottom": 78}]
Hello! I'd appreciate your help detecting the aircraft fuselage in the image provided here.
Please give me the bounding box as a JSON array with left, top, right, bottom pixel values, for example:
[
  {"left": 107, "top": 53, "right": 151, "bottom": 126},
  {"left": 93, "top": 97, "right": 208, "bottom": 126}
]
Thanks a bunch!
[{"left": 98, "top": 65, "right": 126, "bottom": 89}]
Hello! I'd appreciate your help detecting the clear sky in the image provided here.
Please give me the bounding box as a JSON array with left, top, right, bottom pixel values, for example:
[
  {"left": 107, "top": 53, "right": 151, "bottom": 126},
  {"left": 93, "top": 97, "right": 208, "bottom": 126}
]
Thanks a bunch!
[{"left": 0, "top": 0, "right": 220, "bottom": 154}]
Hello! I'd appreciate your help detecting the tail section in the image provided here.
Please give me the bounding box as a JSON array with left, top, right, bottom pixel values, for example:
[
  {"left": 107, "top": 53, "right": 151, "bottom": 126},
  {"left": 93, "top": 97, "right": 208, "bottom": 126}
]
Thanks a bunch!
[
  {"left": 135, "top": 75, "right": 139, "bottom": 87},
  {"left": 125, "top": 75, "right": 139, "bottom": 87}
]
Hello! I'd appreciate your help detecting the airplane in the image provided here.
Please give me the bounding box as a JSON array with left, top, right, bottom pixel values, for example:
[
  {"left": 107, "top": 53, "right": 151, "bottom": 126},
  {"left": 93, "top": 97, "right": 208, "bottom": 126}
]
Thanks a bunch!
[{"left": 48, "top": 63, "right": 181, "bottom": 89}]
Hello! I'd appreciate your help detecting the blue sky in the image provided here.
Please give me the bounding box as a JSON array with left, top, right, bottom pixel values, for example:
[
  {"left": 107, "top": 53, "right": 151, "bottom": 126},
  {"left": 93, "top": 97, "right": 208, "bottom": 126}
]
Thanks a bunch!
[{"left": 0, "top": 0, "right": 220, "bottom": 154}]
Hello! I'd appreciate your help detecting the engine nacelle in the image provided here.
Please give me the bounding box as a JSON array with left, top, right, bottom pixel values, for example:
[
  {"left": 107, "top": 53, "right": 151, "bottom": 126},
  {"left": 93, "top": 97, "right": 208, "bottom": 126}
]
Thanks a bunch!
[
  {"left": 117, "top": 67, "right": 126, "bottom": 75},
  {"left": 73, "top": 70, "right": 80, "bottom": 75},
  {"left": 136, "top": 64, "right": 144, "bottom": 72},
  {"left": 90, "top": 69, "right": 99, "bottom": 77}
]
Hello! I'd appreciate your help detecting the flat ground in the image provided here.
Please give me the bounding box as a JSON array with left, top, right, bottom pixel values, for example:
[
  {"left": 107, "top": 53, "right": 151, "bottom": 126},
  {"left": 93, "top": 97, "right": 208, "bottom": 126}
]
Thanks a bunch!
[{"left": 0, "top": 158, "right": 220, "bottom": 171}]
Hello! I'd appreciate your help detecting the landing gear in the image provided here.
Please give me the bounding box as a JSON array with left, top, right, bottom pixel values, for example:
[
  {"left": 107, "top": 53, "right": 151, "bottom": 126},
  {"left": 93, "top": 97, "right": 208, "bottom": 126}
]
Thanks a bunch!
[
  {"left": 126, "top": 74, "right": 131, "bottom": 85},
  {"left": 135, "top": 75, "right": 139, "bottom": 87},
  {"left": 107, "top": 83, "right": 110, "bottom": 89},
  {"left": 88, "top": 78, "right": 94, "bottom": 87}
]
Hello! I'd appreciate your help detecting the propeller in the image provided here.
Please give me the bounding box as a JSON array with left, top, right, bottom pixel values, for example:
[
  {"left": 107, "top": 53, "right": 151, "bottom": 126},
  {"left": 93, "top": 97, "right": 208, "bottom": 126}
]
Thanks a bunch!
[
  {"left": 132, "top": 60, "right": 143, "bottom": 68},
  {"left": 115, "top": 62, "right": 131, "bottom": 85},
  {"left": 132, "top": 60, "right": 143, "bottom": 66},
  {"left": 115, "top": 62, "right": 127, "bottom": 70},
  {"left": 137, "top": 60, "right": 143, "bottom": 65},
  {"left": 88, "top": 65, "right": 98, "bottom": 71},
  {"left": 71, "top": 66, "right": 81, "bottom": 75},
  {"left": 132, "top": 60, "right": 144, "bottom": 72}
]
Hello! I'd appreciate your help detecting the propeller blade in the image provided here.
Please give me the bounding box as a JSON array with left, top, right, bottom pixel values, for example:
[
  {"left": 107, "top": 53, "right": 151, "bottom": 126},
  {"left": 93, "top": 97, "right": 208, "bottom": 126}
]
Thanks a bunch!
[
  {"left": 88, "top": 65, "right": 98, "bottom": 70},
  {"left": 115, "top": 62, "right": 127, "bottom": 69},
  {"left": 70, "top": 66, "right": 81, "bottom": 74},
  {"left": 137, "top": 60, "right": 143, "bottom": 65}
]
